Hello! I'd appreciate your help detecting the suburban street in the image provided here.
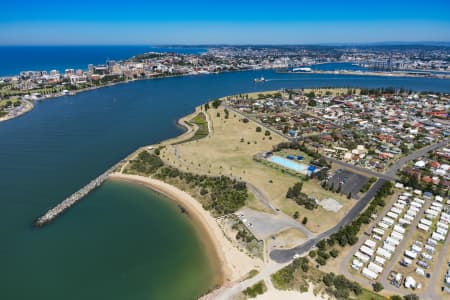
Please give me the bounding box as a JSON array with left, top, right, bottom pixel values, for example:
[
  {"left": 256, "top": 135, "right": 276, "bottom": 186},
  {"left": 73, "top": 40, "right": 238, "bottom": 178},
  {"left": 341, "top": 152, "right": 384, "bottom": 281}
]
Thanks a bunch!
[
  {"left": 211, "top": 106, "right": 449, "bottom": 299},
  {"left": 325, "top": 157, "right": 396, "bottom": 181},
  {"left": 269, "top": 138, "right": 449, "bottom": 263},
  {"left": 270, "top": 178, "right": 387, "bottom": 262}
]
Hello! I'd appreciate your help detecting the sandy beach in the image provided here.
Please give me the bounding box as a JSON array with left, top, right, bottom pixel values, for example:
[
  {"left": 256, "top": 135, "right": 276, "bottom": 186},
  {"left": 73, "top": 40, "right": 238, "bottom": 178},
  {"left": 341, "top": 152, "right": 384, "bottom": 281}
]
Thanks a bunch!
[
  {"left": 108, "top": 173, "right": 260, "bottom": 286},
  {"left": 0, "top": 100, "right": 34, "bottom": 123},
  {"left": 255, "top": 288, "right": 330, "bottom": 300}
]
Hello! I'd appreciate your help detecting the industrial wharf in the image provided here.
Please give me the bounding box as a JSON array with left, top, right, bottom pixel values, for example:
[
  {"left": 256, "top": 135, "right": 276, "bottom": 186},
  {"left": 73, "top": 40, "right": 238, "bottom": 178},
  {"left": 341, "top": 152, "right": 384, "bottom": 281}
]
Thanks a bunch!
[{"left": 34, "top": 160, "right": 125, "bottom": 227}]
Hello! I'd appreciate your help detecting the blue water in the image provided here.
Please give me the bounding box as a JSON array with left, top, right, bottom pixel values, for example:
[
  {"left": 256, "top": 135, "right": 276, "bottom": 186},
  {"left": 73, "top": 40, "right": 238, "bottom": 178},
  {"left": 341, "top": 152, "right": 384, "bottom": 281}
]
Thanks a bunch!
[
  {"left": 0, "top": 69, "right": 450, "bottom": 299},
  {"left": 0, "top": 46, "right": 206, "bottom": 76},
  {"left": 268, "top": 155, "right": 310, "bottom": 174}
]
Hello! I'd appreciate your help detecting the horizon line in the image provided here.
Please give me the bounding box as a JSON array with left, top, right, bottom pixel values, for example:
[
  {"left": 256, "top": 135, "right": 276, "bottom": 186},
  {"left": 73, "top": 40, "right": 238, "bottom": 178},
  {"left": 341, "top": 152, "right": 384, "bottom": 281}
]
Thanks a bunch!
[{"left": 1, "top": 41, "right": 450, "bottom": 47}]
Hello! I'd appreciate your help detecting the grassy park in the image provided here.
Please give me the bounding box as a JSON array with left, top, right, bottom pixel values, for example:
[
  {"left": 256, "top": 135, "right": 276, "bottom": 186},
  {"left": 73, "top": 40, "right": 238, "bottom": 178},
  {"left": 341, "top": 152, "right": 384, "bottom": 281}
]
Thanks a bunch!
[{"left": 159, "top": 102, "right": 358, "bottom": 233}]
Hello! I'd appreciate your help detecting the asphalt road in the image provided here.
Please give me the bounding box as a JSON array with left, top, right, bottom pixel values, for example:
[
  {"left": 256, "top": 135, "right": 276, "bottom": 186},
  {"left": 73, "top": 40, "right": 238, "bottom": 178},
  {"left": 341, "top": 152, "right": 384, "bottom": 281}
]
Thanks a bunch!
[
  {"left": 385, "top": 139, "right": 449, "bottom": 177},
  {"left": 270, "top": 138, "right": 449, "bottom": 263},
  {"left": 270, "top": 179, "right": 387, "bottom": 262},
  {"left": 326, "top": 157, "right": 396, "bottom": 181}
]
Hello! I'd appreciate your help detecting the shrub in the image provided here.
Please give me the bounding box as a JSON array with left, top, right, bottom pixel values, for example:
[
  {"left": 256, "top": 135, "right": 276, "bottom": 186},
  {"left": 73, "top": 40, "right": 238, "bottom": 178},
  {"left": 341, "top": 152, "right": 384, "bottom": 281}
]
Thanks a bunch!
[
  {"left": 329, "top": 249, "right": 339, "bottom": 258},
  {"left": 212, "top": 99, "right": 222, "bottom": 109},
  {"left": 243, "top": 281, "right": 266, "bottom": 298},
  {"left": 403, "top": 295, "right": 419, "bottom": 300},
  {"left": 373, "top": 282, "right": 384, "bottom": 292}
]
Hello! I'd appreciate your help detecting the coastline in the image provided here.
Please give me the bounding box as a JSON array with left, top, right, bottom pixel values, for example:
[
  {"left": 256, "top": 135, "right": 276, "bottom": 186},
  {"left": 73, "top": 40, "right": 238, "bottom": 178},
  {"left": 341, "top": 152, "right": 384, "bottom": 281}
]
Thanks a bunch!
[
  {"left": 2, "top": 65, "right": 449, "bottom": 124},
  {"left": 108, "top": 173, "right": 260, "bottom": 288},
  {"left": 0, "top": 99, "right": 34, "bottom": 123},
  {"left": 276, "top": 69, "right": 450, "bottom": 79}
]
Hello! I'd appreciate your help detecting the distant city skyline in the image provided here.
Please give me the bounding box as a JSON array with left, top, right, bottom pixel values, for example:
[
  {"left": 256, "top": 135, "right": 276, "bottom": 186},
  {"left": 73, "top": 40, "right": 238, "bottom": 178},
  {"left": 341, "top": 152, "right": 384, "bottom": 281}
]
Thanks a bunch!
[{"left": 2, "top": 0, "right": 450, "bottom": 45}]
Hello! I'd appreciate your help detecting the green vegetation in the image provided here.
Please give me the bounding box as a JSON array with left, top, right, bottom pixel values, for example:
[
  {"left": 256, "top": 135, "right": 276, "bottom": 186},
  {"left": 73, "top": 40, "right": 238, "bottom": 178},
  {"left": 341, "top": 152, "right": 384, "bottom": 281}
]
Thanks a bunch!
[
  {"left": 322, "top": 273, "right": 362, "bottom": 299},
  {"left": 127, "top": 150, "right": 248, "bottom": 216},
  {"left": 271, "top": 257, "right": 368, "bottom": 300},
  {"left": 403, "top": 295, "right": 419, "bottom": 300},
  {"left": 243, "top": 269, "right": 260, "bottom": 280},
  {"left": 212, "top": 99, "right": 222, "bottom": 109},
  {"left": 373, "top": 282, "right": 384, "bottom": 292},
  {"left": 242, "top": 281, "right": 267, "bottom": 298},
  {"left": 271, "top": 257, "right": 311, "bottom": 290},
  {"left": 355, "top": 289, "right": 388, "bottom": 300},
  {"left": 0, "top": 98, "right": 22, "bottom": 116},
  {"left": 187, "top": 113, "right": 209, "bottom": 140},
  {"left": 286, "top": 182, "right": 318, "bottom": 210},
  {"left": 229, "top": 215, "right": 263, "bottom": 258},
  {"left": 306, "top": 181, "right": 393, "bottom": 266},
  {"left": 272, "top": 142, "right": 330, "bottom": 168},
  {"left": 328, "top": 181, "right": 392, "bottom": 247},
  {"left": 174, "top": 112, "right": 209, "bottom": 145},
  {"left": 128, "top": 151, "right": 164, "bottom": 174},
  {"left": 361, "top": 177, "right": 377, "bottom": 193}
]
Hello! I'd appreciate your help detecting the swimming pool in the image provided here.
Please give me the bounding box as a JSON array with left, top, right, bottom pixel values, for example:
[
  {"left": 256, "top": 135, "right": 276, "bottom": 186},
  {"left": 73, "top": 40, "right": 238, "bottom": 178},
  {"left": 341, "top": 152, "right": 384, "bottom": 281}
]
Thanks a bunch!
[{"left": 268, "top": 155, "right": 310, "bottom": 175}]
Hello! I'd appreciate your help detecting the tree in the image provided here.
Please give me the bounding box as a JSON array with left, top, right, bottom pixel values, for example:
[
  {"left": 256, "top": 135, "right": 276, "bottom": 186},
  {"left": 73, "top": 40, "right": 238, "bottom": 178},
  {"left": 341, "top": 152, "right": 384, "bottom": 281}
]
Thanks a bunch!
[
  {"left": 264, "top": 130, "right": 271, "bottom": 136},
  {"left": 242, "top": 118, "right": 249, "bottom": 123},
  {"left": 336, "top": 183, "right": 341, "bottom": 193},
  {"left": 329, "top": 249, "right": 339, "bottom": 258},
  {"left": 323, "top": 273, "right": 335, "bottom": 287},
  {"left": 204, "top": 103, "right": 210, "bottom": 111},
  {"left": 308, "top": 99, "right": 317, "bottom": 107},
  {"left": 293, "top": 211, "right": 299, "bottom": 219},
  {"left": 316, "top": 256, "right": 326, "bottom": 265},
  {"left": 256, "top": 126, "right": 262, "bottom": 132},
  {"left": 390, "top": 296, "right": 402, "bottom": 300},
  {"left": 212, "top": 99, "right": 222, "bottom": 109},
  {"left": 286, "top": 182, "right": 303, "bottom": 199},
  {"left": 373, "top": 282, "right": 384, "bottom": 292},
  {"left": 302, "top": 217, "right": 308, "bottom": 225},
  {"left": 403, "top": 294, "right": 419, "bottom": 300}
]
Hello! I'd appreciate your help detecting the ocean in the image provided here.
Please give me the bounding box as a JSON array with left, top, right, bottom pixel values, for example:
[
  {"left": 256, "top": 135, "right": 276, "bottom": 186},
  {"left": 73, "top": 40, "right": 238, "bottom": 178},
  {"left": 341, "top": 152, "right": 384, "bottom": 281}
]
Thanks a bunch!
[
  {"left": 0, "top": 45, "right": 206, "bottom": 76},
  {"left": 0, "top": 69, "right": 449, "bottom": 300}
]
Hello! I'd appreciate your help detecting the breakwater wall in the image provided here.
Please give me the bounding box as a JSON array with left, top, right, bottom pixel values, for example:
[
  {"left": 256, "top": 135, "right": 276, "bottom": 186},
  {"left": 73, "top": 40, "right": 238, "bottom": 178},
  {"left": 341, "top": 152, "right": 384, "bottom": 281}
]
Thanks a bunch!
[{"left": 34, "top": 160, "right": 124, "bottom": 227}]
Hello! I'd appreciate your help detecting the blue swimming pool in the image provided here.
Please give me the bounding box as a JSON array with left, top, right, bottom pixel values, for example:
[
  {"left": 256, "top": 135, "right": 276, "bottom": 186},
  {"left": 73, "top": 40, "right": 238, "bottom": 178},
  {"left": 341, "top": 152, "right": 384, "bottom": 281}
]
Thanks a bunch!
[{"left": 268, "top": 155, "right": 310, "bottom": 175}]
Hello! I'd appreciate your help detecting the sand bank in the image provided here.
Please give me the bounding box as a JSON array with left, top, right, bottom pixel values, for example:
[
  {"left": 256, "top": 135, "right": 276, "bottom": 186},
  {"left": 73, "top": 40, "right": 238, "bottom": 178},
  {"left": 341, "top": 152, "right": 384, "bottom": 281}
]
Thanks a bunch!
[{"left": 108, "top": 173, "right": 260, "bottom": 285}]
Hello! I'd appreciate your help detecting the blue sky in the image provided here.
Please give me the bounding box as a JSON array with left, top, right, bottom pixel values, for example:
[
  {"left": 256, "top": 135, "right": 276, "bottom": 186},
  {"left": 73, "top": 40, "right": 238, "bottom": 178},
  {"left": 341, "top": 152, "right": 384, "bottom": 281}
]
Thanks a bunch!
[{"left": 1, "top": 0, "right": 450, "bottom": 44}]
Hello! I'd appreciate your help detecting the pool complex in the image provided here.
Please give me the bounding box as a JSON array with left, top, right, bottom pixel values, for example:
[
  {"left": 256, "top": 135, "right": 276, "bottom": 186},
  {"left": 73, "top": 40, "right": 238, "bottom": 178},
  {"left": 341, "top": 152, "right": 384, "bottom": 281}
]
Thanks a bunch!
[{"left": 268, "top": 155, "right": 311, "bottom": 175}]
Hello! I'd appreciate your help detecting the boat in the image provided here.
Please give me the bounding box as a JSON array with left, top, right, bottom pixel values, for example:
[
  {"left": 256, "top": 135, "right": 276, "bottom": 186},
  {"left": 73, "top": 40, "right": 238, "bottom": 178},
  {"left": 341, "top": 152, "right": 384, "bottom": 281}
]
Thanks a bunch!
[{"left": 253, "top": 76, "right": 265, "bottom": 83}]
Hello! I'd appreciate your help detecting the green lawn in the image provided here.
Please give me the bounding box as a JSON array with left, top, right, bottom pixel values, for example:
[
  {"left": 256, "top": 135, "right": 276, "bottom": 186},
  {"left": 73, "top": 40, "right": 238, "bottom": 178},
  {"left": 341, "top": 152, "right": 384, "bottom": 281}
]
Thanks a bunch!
[
  {"left": 174, "top": 112, "right": 209, "bottom": 144},
  {"left": 351, "top": 289, "right": 387, "bottom": 300}
]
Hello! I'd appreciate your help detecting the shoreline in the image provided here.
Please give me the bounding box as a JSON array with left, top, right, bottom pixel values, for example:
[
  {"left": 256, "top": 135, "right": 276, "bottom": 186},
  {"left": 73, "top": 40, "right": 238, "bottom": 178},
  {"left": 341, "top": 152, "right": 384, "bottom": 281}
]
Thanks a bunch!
[
  {"left": 0, "top": 99, "right": 34, "bottom": 123},
  {"left": 2, "top": 66, "right": 449, "bottom": 124},
  {"left": 108, "top": 173, "right": 259, "bottom": 289},
  {"left": 276, "top": 69, "right": 450, "bottom": 79}
]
